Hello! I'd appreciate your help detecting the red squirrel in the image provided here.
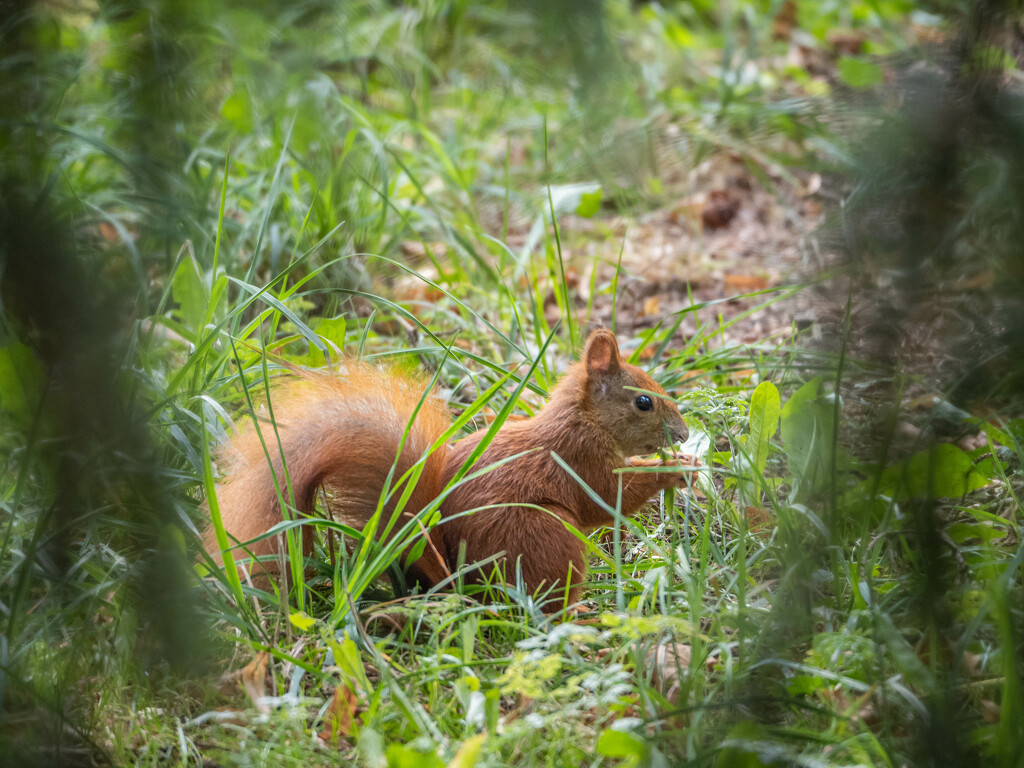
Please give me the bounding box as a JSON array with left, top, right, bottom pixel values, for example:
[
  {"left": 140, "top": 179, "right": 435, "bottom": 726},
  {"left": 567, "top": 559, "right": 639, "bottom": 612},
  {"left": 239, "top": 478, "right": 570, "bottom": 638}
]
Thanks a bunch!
[{"left": 205, "top": 329, "right": 689, "bottom": 608}]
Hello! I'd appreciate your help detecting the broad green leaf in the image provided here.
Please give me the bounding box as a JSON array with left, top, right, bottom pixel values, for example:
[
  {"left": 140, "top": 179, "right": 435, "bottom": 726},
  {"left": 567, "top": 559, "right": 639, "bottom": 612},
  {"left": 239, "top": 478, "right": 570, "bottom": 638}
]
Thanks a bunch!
[
  {"left": 387, "top": 744, "right": 444, "bottom": 768},
  {"left": 172, "top": 252, "right": 208, "bottom": 333},
  {"left": 838, "top": 57, "right": 883, "bottom": 89},
  {"left": 576, "top": 188, "right": 603, "bottom": 218},
  {"left": 314, "top": 315, "right": 347, "bottom": 349},
  {"left": 221, "top": 90, "right": 253, "bottom": 134},
  {"left": 786, "top": 674, "right": 826, "bottom": 696},
  {"left": 665, "top": 20, "right": 697, "bottom": 48},
  {"left": 878, "top": 443, "right": 990, "bottom": 500},
  {"left": 447, "top": 734, "right": 486, "bottom": 768},
  {"left": 0, "top": 343, "right": 45, "bottom": 425},
  {"left": 326, "top": 632, "right": 373, "bottom": 694},
  {"left": 780, "top": 378, "right": 835, "bottom": 498},
  {"left": 748, "top": 381, "right": 780, "bottom": 475},
  {"left": 289, "top": 611, "right": 317, "bottom": 631},
  {"left": 597, "top": 729, "right": 647, "bottom": 766}
]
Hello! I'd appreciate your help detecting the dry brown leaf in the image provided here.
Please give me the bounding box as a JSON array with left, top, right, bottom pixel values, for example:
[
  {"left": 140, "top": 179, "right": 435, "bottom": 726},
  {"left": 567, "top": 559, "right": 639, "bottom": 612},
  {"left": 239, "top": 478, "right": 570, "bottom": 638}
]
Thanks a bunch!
[
  {"left": 723, "top": 273, "right": 770, "bottom": 292},
  {"left": 543, "top": 291, "right": 561, "bottom": 326},
  {"left": 564, "top": 267, "right": 581, "bottom": 291},
  {"left": 961, "top": 651, "right": 983, "bottom": 677},
  {"left": 641, "top": 296, "right": 661, "bottom": 317},
  {"left": 240, "top": 652, "right": 270, "bottom": 714},
  {"left": 702, "top": 189, "right": 741, "bottom": 231},
  {"left": 669, "top": 199, "right": 704, "bottom": 229},
  {"left": 826, "top": 29, "right": 867, "bottom": 55},
  {"left": 981, "top": 699, "right": 1001, "bottom": 724},
  {"left": 318, "top": 681, "right": 360, "bottom": 745},
  {"left": 772, "top": 0, "right": 797, "bottom": 41},
  {"left": 98, "top": 221, "right": 119, "bottom": 242},
  {"left": 745, "top": 505, "right": 771, "bottom": 530},
  {"left": 912, "top": 23, "right": 947, "bottom": 44}
]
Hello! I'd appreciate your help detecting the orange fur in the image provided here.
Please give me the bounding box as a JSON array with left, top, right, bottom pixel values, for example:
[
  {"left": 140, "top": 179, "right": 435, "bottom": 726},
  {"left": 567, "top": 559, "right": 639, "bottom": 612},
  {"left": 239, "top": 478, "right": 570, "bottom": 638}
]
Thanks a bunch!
[{"left": 204, "top": 330, "right": 689, "bottom": 609}]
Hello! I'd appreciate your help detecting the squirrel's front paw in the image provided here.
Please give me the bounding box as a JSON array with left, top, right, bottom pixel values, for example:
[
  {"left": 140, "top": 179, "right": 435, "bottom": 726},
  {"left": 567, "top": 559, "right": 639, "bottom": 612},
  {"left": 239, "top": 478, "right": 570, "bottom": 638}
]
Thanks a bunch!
[
  {"left": 657, "top": 455, "right": 701, "bottom": 488},
  {"left": 628, "top": 454, "right": 700, "bottom": 468},
  {"left": 626, "top": 454, "right": 700, "bottom": 489}
]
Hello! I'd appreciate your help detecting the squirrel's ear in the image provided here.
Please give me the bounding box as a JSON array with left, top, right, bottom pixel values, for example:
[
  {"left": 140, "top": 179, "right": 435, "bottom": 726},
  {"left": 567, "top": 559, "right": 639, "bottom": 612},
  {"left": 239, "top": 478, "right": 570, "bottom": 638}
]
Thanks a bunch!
[{"left": 583, "top": 329, "right": 621, "bottom": 376}]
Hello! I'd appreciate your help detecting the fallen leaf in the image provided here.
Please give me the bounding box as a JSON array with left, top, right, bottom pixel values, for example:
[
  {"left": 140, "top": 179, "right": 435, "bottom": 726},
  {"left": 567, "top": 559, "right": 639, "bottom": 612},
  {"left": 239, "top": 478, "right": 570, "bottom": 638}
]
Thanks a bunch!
[
  {"left": 543, "top": 290, "right": 561, "bottom": 326},
  {"left": 98, "top": 221, "right": 119, "bottom": 242},
  {"left": 723, "top": 273, "right": 770, "bottom": 292},
  {"left": 240, "top": 652, "right": 270, "bottom": 714},
  {"left": 701, "top": 189, "right": 741, "bottom": 231},
  {"left": 745, "top": 505, "right": 771, "bottom": 529},
  {"left": 641, "top": 296, "right": 661, "bottom": 317},
  {"left": 772, "top": 0, "right": 797, "bottom": 41},
  {"left": 961, "top": 651, "right": 982, "bottom": 677},
  {"left": 318, "top": 681, "right": 360, "bottom": 744},
  {"left": 912, "top": 23, "right": 947, "bottom": 45},
  {"left": 669, "top": 199, "right": 703, "bottom": 229}
]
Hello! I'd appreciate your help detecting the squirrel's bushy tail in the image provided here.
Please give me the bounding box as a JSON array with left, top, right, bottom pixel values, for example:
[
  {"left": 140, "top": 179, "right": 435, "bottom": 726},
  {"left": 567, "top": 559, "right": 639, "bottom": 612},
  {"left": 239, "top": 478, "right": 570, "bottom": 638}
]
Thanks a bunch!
[{"left": 204, "top": 363, "right": 451, "bottom": 566}]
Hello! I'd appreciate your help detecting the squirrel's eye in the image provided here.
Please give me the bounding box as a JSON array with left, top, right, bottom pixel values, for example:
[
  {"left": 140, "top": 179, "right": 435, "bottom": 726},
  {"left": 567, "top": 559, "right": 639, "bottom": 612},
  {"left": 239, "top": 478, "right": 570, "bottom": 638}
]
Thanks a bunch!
[{"left": 635, "top": 395, "right": 654, "bottom": 412}]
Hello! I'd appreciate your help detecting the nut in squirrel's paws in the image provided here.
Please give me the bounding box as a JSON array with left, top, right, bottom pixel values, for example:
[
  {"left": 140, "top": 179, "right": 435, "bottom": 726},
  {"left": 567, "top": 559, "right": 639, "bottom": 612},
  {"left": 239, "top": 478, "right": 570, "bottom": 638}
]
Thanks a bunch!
[
  {"left": 626, "top": 453, "right": 701, "bottom": 489},
  {"left": 626, "top": 454, "right": 701, "bottom": 468}
]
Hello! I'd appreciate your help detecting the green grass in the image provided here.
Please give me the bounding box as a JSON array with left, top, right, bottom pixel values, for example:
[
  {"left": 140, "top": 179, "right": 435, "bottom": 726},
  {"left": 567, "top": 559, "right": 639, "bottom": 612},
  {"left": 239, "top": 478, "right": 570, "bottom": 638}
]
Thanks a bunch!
[{"left": 2, "top": 1, "right": 1023, "bottom": 767}]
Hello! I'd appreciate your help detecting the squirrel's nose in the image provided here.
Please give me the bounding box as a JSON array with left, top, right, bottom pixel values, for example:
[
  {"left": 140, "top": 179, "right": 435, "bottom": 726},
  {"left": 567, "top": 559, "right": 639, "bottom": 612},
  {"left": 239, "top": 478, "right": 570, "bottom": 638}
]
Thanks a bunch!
[{"left": 668, "top": 418, "right": 688, "bottom": 444}]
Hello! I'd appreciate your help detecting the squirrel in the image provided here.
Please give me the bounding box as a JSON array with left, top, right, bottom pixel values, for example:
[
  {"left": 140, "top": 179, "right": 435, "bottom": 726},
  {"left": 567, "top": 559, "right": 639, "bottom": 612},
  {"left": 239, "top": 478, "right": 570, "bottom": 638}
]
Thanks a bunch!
[{"left": 204, "top": 329, "right": 690, "bottom": 610}]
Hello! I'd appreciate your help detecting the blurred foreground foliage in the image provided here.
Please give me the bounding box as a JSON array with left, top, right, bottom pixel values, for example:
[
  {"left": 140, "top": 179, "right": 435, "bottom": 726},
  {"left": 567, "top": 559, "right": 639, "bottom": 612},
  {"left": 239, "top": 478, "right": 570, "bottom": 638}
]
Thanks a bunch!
[{"left": 1, "top": 0, "right": 1023, "bottom": 766}]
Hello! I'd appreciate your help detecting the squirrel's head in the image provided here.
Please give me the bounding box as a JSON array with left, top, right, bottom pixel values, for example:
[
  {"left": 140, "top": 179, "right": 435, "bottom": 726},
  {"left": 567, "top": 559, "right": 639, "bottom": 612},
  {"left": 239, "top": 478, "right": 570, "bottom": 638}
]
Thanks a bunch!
[{"left": 580, "top": 329, "right": 689, "bottom": 457}]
